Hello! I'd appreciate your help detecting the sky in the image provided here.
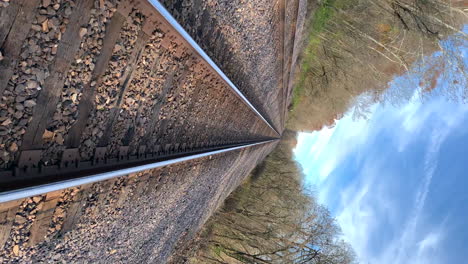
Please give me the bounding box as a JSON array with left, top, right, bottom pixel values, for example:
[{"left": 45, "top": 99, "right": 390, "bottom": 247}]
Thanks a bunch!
[{"left": 293, "top": 29, "right": 468, "bottom": 264}]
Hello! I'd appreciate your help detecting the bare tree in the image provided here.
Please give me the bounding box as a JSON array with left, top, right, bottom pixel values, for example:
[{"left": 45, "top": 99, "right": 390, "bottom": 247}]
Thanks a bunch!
[
  {"left": 288, "top": 0, "right": 467, "bottom": 131},
  {"left": 188, "top": 136, "right": 357, "bottom": 264}
]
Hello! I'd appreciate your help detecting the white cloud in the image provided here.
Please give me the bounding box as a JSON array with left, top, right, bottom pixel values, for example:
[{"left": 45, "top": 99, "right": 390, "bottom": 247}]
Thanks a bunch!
[
  {"left": 417, "top": 230, "right": 443, "bottom": 254},
  {"left": 294, "top": 95, "right": 468, "bottom": 264},
  {"left": 335, "top": 167, "right": 377, "bottom": 258},
  {"left": 294, "top": 110, "right": 376, "bottom": 186},
  {"left": 378, "top": 124, "right": 448, "bottom": 264}
]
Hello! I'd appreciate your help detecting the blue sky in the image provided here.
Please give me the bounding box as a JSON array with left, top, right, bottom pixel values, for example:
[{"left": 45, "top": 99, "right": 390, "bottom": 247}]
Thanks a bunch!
[{"left": 293, "top": 29, "right": 467, "bottom": 264}]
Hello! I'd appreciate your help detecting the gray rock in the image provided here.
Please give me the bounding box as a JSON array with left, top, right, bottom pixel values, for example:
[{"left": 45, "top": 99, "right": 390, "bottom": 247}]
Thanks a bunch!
[
  {"left": 18, "top": 118, "right": 28, "bottom": 126},
  {"left": 84, "top": 139, "right": 93, "bottom": 147},
  {"left": 63, "top": 100, "right": 73, "bottom": 108},
  {"left": 79, "top": 28, "right": 88, "bottom": 38},
  {"left": 14, "top": 112, "right": 23, "bottom": 119},
  {"left": 47, "top": 7, "right": 56, "bottom": 16},
  {"left": 15, "top": 104, "right": 24, "bottom": 111},
  {"left": 15, "top": 84, "right": 26, "bottom": 93},
  {"left": 24, "top": 100, "right": 37, "bottom": 108},
  {"left": 31, "top": 24, "right": 42, "bottom": 31},
  {"left": 26, "top": 80, "right": 38, "bottom": 89},
  {"left": 15, "top": 215, "right": 28, "bottom": 225},
  {"left": 65, "top": 7, "right": 72, "bottom": 16}
]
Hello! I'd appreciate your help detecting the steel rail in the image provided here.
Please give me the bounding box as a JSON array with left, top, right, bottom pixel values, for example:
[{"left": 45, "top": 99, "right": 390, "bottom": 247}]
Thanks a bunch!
[
  {"left": 0, "top": 139, "right": 277, "bottom": 203},
  {"left": 0, "top": 1, "right": 281, "bottom": 203},
  {"left": 147, "top": 0, "right": 280, "bottom": 136}
]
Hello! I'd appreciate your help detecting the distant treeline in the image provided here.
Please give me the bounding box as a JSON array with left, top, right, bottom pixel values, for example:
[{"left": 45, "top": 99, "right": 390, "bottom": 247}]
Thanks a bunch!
[
  {"left": 288, "top": 0, "right": 467, "bottom": 131},
  {"left": 172, "top": 130, "right": 356, "bottom": 264}
]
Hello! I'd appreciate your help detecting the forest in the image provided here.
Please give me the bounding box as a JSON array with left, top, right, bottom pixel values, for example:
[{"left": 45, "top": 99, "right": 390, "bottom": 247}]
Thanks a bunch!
[
  {"left": 288, "top": 0, "right": 466, "bottom": 131},
  {"left": 176, "top": 130, "right": 356, "bottom": 264}
]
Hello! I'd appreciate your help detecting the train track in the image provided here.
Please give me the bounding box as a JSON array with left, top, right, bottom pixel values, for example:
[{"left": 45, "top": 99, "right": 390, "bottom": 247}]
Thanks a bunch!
[
  {"left": 0, "top": 0, "right": 282, "bottom": 254},
  {"left": 0, "top": 139, "right": 276, "bottom": 203},
  {"left": 0, "top": 0, "right": 280, "bottom": 201}
]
